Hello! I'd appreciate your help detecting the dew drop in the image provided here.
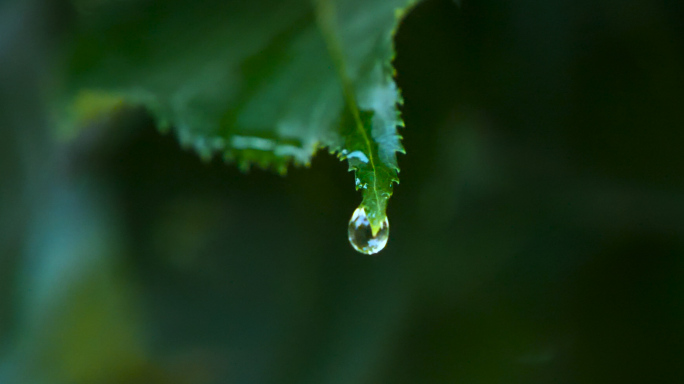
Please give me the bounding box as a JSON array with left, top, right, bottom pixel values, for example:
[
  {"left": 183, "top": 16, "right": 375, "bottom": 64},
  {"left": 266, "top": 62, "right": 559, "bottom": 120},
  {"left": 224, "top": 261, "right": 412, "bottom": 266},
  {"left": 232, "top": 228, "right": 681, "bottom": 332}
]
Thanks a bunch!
[{"left": 348, "top": 207, "right": 389, "bottom": 255}]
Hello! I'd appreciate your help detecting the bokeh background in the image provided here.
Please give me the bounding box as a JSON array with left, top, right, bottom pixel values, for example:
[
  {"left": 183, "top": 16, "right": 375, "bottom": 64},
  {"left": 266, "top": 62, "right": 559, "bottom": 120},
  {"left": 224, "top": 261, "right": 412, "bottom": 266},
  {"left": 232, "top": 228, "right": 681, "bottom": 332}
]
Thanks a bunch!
[{"left": 2, "top": 0, "right": 683, "bottom": 383}]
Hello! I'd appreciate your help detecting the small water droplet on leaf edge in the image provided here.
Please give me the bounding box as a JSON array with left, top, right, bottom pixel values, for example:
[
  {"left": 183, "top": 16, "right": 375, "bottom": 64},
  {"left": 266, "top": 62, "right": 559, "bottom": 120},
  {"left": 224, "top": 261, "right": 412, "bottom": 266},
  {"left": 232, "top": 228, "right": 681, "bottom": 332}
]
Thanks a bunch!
[{"left": 347, "top": 206, "right": 389, "bottom": 255}]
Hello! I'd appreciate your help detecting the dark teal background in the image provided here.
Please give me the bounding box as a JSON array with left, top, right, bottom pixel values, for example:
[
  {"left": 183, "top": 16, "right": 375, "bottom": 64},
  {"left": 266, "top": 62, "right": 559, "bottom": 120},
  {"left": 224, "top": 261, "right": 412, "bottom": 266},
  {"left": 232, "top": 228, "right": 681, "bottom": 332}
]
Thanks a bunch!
[{"left": 1, "top": 0, "right": 683, "bottom": 383}]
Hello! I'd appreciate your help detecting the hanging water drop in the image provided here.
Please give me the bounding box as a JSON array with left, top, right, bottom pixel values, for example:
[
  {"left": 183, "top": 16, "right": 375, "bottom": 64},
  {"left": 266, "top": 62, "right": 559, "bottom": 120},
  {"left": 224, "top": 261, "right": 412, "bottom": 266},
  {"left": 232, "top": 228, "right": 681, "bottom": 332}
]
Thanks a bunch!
[{"left": 348, "top": 206, "right": 389, "bottom": 255}]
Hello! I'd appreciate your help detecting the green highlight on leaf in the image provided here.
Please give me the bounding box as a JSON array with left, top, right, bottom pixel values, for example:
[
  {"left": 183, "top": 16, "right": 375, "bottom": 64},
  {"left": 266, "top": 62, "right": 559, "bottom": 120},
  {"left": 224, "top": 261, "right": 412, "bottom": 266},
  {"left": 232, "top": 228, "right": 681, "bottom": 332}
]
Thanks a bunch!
[
  {"left": 57, "top": 0, "right": 418, "bottom": 241},
  {"left": 55, "top": 90, "right": 124, "bottom": 141}
]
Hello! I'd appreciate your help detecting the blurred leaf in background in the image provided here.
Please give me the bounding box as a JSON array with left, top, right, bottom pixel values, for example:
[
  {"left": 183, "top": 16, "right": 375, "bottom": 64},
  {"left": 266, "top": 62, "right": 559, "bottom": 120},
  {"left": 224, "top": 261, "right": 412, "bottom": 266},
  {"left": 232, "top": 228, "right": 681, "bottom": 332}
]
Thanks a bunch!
[{"left": 2, "top": 0, "right": 684, "bottom": 383}]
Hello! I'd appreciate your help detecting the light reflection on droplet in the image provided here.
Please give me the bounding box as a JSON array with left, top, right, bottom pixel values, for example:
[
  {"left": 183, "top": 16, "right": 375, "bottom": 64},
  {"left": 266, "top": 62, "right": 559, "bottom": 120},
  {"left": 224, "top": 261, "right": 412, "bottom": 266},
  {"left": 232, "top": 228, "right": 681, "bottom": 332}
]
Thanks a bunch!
[{"left": 346, "top": 150, "right": 369, "bottom": 163}]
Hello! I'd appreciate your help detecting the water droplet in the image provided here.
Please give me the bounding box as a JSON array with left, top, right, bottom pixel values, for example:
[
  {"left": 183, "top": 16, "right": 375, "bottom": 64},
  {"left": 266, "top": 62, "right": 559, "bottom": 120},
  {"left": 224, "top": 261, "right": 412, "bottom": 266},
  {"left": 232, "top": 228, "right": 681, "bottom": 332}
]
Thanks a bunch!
[
  {"left": 348, "top": 207, "right": 389, "bottom": 255},
  {"left": 346, "top": 150, "right": 369, "bottom": 163}
]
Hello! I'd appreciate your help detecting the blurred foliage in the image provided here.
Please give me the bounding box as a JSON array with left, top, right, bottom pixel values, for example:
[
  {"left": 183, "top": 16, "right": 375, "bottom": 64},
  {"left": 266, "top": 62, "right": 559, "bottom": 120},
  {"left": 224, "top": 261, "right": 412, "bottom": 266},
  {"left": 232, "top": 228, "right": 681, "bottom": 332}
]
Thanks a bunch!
[{"left": 1, "top": 0, "right": 684, "bottom": 383}]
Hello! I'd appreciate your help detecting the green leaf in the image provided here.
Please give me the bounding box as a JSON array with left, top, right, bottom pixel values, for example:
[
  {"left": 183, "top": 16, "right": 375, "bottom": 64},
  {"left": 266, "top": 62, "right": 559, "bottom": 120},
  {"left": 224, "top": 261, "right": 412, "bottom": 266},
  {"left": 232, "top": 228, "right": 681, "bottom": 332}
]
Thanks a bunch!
[{"left": 60, "top": 0, "right": 417, "bottom": 233}]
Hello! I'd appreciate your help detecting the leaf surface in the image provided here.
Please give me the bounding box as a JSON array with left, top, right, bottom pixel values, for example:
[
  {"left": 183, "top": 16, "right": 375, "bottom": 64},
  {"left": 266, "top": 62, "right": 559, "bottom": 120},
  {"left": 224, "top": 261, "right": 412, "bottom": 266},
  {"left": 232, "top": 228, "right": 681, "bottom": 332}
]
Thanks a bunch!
[{"left": 61, "top": 0, "right": 416, "bottom": 232}]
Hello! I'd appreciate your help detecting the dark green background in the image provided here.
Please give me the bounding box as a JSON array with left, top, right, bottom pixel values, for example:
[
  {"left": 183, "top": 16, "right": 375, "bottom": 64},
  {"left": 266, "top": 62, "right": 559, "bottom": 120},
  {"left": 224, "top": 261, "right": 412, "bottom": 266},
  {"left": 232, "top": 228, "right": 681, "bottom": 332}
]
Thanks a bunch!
[{"left": 1, "top": 0, "right": 683, "bottom": 383}]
